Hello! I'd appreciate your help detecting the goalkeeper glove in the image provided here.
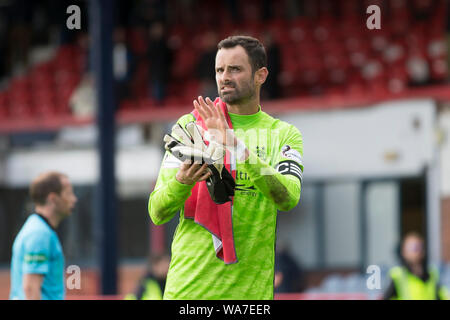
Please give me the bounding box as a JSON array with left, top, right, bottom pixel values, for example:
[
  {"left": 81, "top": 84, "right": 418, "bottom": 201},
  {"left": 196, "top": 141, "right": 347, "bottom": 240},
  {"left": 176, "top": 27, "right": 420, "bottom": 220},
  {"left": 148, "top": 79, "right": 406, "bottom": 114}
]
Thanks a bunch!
[{"left": 163, "top": 122, "right": 235, "bottom": 204}]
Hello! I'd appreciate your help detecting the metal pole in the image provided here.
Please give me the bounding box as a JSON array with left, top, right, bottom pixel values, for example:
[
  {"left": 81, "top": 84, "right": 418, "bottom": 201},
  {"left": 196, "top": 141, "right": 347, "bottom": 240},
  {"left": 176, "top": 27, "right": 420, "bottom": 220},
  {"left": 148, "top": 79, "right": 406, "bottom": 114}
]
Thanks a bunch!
[
  {"left": 314, "top": 182, "right": 325, "bottom": 268},
  {"left": 89, "top": 0, "right": 118, "bottom": 295},
  {"left": 359, "top": 181, "right": 368, "bottom": 273}
]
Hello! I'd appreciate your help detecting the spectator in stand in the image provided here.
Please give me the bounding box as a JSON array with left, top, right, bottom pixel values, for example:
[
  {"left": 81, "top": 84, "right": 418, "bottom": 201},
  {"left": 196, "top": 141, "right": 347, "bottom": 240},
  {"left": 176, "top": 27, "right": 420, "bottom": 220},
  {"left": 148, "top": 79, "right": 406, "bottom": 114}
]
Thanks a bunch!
[
  {"left": 411, "top": 0, "right": 434, "bottom": 21},
  {"left": 0, "top": 11, "right": 6, "bottom": 81},
  {"left": 274, "top": 245, "right": 306, "bottom": 293},
  {"left": 406, "top": 52, "right": 430, "bottom": 86},
  {"left": 125, "top": 253, "right": 170, "bottom": 300},
  {"left": 147, "top": 21, "right": 172, "bottom": 104},
  {"left": 196, "top": 31, "right": 219, "bottom": 98},
  {"left": 224, "top": 0, "right": 240, "bottom": 22},
  {"left": 261, "top": 31, "right": 281, "bottom": 100},
  {"left": 113, "top": 27, "right": 134, "bottom": 103},
  {"left": 383, "top": 232, "right": 449, "bottom": 300},
  {"left": 7, "top": 0, "right": 33, "bottom": 74}
]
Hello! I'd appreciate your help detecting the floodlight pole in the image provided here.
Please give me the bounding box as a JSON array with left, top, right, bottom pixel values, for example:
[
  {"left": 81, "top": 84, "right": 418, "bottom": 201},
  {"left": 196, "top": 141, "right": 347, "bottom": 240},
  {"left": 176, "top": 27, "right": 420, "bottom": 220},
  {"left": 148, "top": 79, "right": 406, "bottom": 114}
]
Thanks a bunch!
[{"left": 89, "top": 0, "right": 118, "bottom": 295}]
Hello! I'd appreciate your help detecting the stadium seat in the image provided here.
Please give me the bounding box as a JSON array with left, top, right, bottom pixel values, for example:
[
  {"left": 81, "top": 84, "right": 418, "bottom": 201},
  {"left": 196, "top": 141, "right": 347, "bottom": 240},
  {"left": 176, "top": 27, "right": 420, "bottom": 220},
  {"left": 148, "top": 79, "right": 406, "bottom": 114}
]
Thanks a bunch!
[
  {"left": 128, "top": 27, "right": 148, "bottom": 56},
  {"left": 34, "top": 99, "right": 56, "bottom": 116},
  {"left": 321, "top": 274, "right": 346, "bottom": 293},
  {"left": 342, "top": 273, "right": 367, "bottom": 293},
  {"left": 171, "top": 44, "right": 198, "bottom": 81},
  {"left": 430, "top": 58, "right": 448, "bottom": 82},
  {"left": 8, "top": 101, "right": 33, "bottom": 118},
  {"left": 0, "top": 0, "right": 447, "bottom": 119},
  {"left": 0, "top": 92, "right": 8, "bottom": 119},
  {"left": 119, "top": 99, "right": 137, "bottom": 111},
  {"left": 266, "top": 19, "right": 289, "bottom": 45},
  {"left": 138, "top": 98, "right": 157, "bottom": 110}
]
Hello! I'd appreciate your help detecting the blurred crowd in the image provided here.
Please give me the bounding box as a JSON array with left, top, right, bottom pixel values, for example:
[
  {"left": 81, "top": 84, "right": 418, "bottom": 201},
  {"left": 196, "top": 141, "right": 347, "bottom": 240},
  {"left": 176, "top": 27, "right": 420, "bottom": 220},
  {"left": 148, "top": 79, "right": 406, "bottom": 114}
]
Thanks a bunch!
[
  {"left": 0, "top": 0, "right": 449, "bottom": 116},
  {"left": 0, "top": 0, "right": 84, "bottom": 85}
]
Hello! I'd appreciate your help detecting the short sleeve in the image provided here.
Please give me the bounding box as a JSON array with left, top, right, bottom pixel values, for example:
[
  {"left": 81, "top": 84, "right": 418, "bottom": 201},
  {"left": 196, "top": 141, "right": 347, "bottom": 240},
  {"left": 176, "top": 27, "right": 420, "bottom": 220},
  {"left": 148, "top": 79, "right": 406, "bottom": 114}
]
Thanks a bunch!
[
  {"left": 22, "top": 232, "right": 51, "bottom": 275},
  {"left": 273, "top": 125, "right": 304, "bottom": 183}
]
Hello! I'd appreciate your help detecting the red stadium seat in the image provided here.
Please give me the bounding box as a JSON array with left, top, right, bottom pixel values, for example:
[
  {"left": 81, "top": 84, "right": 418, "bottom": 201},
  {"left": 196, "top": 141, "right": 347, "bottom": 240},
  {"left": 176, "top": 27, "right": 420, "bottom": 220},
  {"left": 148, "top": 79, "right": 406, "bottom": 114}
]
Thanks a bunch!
[
  {"left": 182, "top": 80, "right": 201, "bottom": 102},
  {"left": 138, "top": 98, "right": 157, "bottom": 110},
  {"left": 387, "top": 65, "right": 408, "bottom": 94},
  {"left": 128, "top": 27, "right": 148, "bottom": 56},
  {"left": 341, "top": 0, "right": 361, "bottom": 17},
  {"left": 266, "top": 19, "right": 289, "bottom": 45},
  {"left": 0, "top": 1, "right": 447, "bottom": 121},
  {"left": 9, "top": 88, "right": 30, "bottom": 105},
  {"left": 0, "top": 92, "right": 8, "bottom": 119},
  {"left": 430, "top": 58, "right": 448, "bottom": 82},
  {"left": 328, "top": 68, "right": 348, "bottom": 86},
  {"left": 33, "top": 99, "right": 56, "bottom": 116},
  {"left": 427, "top": 37, "right": 447, "bottom": 59},
  {"left": 32, "top": 88, "right": 54, "bottom": 102},
  {"left": 119, "top": 99, "right": 137, "bottom": 111},
  {"left": 0, "top": 106, "right": 7, "bottom": 120},
  {"left": 8, "top": 101, "right": 33, "bottom": 119},
  {"left": 164, "top": 96, "right": 185, "bottom": 106},
  {"left": 171, "top": 45, "right": 199, "bottom": 81}
]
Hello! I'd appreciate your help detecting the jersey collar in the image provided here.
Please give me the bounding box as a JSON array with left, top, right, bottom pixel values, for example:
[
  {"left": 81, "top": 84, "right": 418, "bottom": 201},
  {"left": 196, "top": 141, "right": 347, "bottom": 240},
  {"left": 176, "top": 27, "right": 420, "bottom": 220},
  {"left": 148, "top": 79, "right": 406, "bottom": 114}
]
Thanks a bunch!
[{"left": 35, "top": 213, "right": 57, "bottom": 232}]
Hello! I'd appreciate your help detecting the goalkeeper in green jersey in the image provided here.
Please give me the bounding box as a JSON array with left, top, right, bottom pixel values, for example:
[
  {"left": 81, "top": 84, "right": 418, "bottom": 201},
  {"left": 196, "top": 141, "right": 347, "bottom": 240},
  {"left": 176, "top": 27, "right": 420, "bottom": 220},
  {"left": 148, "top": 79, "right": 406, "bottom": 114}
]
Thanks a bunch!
[{"left": 148, "top": 35, "right": 304, "bottom": 300}]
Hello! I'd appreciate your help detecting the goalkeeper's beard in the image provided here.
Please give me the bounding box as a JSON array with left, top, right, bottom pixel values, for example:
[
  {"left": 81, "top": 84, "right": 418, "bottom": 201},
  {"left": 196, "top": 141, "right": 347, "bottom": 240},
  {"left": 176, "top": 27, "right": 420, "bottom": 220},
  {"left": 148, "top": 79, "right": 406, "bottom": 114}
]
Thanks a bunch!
[{"left": 218, "top": 79, "right": 256, "bottom": 105}]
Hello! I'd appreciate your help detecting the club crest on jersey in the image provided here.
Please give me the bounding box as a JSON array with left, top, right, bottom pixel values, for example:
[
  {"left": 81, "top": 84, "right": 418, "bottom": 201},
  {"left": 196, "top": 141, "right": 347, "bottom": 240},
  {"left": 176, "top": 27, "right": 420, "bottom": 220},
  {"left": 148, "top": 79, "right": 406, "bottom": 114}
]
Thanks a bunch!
[
  {"left": 255, "top": 146, "right": 267, "bottom": 161},
  {"left": 281, "top": 145, "right": 302, "bottom": 164}
]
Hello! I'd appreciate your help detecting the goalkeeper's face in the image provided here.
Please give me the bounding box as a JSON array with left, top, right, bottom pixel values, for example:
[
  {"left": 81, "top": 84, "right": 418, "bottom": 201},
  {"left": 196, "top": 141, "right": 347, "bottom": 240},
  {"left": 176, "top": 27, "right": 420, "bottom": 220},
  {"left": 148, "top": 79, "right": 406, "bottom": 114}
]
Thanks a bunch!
[{"left": 215, "top": 46, "right": 257, "bottom": 104}]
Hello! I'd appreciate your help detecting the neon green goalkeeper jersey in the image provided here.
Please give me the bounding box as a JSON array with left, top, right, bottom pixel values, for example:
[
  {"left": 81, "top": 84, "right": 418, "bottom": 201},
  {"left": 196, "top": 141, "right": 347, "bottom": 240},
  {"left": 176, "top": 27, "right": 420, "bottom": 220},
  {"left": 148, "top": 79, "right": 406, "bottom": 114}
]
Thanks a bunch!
[{"left": 148, "top": 107, "right": 303, "bottom": 300}]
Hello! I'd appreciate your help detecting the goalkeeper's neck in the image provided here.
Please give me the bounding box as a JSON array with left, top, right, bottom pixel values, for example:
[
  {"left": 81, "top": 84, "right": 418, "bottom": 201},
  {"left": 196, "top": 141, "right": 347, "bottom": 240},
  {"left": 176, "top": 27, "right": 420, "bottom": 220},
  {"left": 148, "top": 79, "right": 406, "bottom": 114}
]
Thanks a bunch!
[{"left": 226, "top": 92, "right": 261, "bottom": 115}]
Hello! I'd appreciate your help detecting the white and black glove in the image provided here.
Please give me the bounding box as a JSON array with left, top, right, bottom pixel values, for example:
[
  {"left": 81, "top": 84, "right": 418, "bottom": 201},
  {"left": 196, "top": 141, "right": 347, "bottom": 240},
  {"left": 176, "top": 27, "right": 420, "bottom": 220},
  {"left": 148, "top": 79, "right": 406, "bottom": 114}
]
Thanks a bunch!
[{"left": 164, "top": 122, "right": 235, "bottom": 204}]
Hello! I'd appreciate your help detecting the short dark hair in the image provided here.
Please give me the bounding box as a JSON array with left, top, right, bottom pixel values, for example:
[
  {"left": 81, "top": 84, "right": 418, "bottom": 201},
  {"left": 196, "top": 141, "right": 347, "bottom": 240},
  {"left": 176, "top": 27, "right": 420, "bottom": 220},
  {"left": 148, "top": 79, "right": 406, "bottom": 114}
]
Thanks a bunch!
[
  {"left": 30, "top": 172, "right": 66, "bottom": 205},
  {"left": 217, "top": 35, "right": 267, "bottom": 73}
]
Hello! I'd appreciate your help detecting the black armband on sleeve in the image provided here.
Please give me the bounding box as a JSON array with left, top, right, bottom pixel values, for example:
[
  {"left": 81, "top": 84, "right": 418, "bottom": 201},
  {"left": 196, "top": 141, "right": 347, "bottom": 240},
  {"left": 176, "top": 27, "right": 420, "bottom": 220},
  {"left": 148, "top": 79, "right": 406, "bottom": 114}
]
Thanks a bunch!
[{"left": 275, "top": 160, "right": 303, "bottom": 183}]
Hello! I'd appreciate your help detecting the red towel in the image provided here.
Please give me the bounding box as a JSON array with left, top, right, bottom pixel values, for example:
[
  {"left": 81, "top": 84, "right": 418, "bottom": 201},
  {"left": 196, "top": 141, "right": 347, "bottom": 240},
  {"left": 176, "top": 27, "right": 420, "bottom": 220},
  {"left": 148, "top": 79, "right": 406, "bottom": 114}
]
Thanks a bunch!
[{"left": 183, "top": 97, "right": 237, "bottom": 264}]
